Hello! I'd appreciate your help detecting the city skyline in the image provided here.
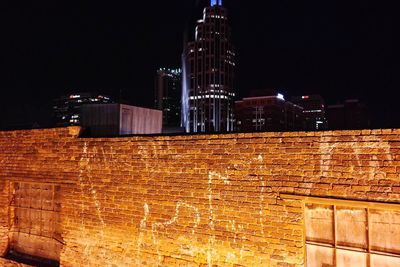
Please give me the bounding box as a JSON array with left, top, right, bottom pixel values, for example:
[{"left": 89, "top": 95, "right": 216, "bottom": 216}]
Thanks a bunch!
[{"left": 0, "top": 0, "right": 397, "bottom": 129}]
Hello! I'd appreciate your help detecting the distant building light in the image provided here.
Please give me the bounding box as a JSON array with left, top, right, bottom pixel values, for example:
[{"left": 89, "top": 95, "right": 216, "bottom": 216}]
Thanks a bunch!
[
  {"left": 277, "top": 93, "right": 285, "bottom": 101},
  {"left": 210, "top": 0, "right": 222, "bottom": 6},
  {"left": 304, "top": 109, "right": 322, "bottom": 113}
]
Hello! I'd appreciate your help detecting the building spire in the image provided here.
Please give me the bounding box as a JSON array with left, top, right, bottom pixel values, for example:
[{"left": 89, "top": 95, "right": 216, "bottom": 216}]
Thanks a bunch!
[{"left": 210, "top": 0, "right": 222, "bottom": 6}]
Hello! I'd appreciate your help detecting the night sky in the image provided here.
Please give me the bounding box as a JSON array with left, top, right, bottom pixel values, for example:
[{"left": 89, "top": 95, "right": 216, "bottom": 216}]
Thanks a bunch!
[{"left": 0, "top": 0, "right": 398, "bottom": 129}]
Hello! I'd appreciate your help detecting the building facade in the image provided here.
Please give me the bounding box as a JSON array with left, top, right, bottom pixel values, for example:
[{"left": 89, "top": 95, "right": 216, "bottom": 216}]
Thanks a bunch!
[
  {"left": 235, "top": 91, "right": 304, "bottom": 132},
  {"left": 154, "top": 68, "right": 182, "bottom": 129},
  {"left": 291, "top": 94, "right": 328, "bottom": 130},
  {"left": 53, "top": 92, "right": 113, "bottom": 126},
  {"left": 182, "top": 0, "right": 235, "bottom": 133},
  {"left": 327, "top": 99, "right": 369, "bottom": 130},
  {"left": 81, "top": 104, "right": 162, "bottom": 137}
]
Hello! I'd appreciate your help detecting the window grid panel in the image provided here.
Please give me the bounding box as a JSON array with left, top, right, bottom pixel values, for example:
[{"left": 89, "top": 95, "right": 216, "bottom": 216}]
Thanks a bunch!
[{"left": 301, "top": 196, "right": 400, "bottom": 267}]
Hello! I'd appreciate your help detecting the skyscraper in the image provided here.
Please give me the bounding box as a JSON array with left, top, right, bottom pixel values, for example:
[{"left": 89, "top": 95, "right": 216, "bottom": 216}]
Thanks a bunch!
[
  {"left": 154, "top": 68, "right": 182, "bottom": 129},
  {"left": 182, "top": 0, "right": 235, "bottom": 133}
]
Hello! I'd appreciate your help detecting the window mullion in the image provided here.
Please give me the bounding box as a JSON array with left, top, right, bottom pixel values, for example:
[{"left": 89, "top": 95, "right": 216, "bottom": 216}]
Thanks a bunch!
[
  {"left": 367, "top": 208, "right": 371, "bottom": 267},
  {"left": 334, "top": 205, "right": 337, "bottom": 267}
]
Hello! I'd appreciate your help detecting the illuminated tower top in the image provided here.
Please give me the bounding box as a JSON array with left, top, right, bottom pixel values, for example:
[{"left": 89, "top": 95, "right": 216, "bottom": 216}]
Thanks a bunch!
[
  {"left": 211, "top": 0, "right": 222, "bottom": 6},
  {"left": 183, "top": 0, "right": 235, "bottom": 133}
]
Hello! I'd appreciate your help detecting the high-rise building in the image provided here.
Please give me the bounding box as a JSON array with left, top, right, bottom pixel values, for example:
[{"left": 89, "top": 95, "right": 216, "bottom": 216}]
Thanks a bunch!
[
  {"left": 327, "top": 99, "right": 369, "bottom": 130},
  {"left": 235, "top": 90, "right": 304, "bottom": 132},
  {"left": 154, "top": 68, "right": 182, "bottom": 129},
  {"left": 53, "top": 92, "right": 113, "bottom": 126},
  {"left": 182, "top": 0, "right": 235, "bottom": 133},
  {"left": 291, "top": 95, "right": 328, "bottom": 130}
]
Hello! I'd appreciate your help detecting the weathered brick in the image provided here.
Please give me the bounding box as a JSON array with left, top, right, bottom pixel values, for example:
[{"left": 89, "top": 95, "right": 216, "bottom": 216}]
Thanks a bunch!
[{"left": 0, "top": 127, "right": 399, "bottom": 266}]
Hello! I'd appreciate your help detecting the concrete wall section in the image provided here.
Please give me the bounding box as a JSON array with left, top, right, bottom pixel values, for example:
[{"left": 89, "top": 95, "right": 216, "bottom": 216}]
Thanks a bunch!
[{"left": 0, "top": 127, "right": 399, "bottom": 266}]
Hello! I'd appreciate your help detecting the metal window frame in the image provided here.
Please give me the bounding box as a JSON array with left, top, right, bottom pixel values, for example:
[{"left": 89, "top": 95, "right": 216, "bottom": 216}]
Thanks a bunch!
[{"left": 281, "top": 194, "right": 400, "bottom": 267}]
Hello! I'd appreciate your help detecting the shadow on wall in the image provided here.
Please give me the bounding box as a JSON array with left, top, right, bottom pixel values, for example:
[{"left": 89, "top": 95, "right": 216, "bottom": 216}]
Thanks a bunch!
[{"left": 5, "top": 250, "right": 59, "bottom": 267}]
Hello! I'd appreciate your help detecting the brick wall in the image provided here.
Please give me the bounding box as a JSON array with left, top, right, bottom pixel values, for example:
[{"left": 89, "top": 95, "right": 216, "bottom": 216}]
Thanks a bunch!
[
  {"left": 0, "top": 179, "right": 9, "bottom": 256},
  {"left": 0, "top": 127, "right": 399, "bottom": 266}
]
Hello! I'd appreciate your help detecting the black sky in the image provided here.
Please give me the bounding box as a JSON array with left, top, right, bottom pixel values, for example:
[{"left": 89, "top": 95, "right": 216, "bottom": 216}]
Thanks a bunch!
[{"left": 0, "top": 0, "right": 398, "bottom": 129}]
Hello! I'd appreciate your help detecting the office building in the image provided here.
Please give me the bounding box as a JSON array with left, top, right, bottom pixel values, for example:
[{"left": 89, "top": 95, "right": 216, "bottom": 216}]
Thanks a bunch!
[
  {"left": 291, "top": 95, "right": 328, "bottom": 130},
  {"left": 182, "top": 0, "right": 235, "bottom": 133},
  {"left": 155, "top": 68, "right": 182, "bottom": 130},
  {"left": 235, "top": 90, "right": 304, "bottom": 132},
  {"left": 53, "top": 92, "right": 113, "bottom": 126},
  {"left": 327, "top": 99, "right": 369, "bottom": 130}
]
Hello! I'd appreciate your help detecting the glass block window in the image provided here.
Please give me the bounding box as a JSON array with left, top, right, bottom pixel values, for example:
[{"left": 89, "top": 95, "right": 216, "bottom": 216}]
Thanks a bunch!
[{"left": 305, "top": 199, "right": 400, "bottom": 267}]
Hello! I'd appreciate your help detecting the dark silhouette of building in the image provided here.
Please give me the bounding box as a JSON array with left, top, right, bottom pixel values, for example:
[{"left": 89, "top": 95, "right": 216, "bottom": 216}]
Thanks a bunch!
[
  {"left": 235, "top": 90, "right": 304, "bottom": 132},
  {"left": 291, "top": 95, "right": 328, "bottom": 130},
  {"left": 327, "top": 99, "right": 369, "bottom": 130},
  {"left": 53, "top": 92, "right": 113, "bottom": 126},
  {"left": 182, "top": 0, "right": 235, "bottom": 133},
  {"left": 154, "top": 68, "right": 182, "bottom": 131}
]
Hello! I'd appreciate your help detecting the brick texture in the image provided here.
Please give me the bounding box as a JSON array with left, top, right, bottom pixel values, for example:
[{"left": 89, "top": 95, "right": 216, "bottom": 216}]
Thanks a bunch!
[
  {"left": 0, "top": 258, "right": 32, "bottom": 267},
  {"left": 0, "top": 127, "right": 399, "bottom": 266}
]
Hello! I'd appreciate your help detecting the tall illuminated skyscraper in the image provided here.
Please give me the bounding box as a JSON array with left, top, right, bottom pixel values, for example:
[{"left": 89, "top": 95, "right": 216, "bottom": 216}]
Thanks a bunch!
[{"left": 182, "top": 0, "right": 235, "bottom": 133}]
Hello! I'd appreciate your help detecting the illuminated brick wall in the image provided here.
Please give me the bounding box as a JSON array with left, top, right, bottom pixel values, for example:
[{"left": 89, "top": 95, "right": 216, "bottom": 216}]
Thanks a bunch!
[{"left": 0, "top": 127, "right": 399, "bottom": 266}]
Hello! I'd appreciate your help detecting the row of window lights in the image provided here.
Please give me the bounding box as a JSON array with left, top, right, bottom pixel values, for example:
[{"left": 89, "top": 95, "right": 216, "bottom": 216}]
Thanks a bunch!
[
  {"left": 189, "top": 48, "right": 233, "bottom": 54},
  {"left": 190, "top": 95, "right": 230, "bottom": 100},
  {"left": 304, "top": 109, "right": 323, "bottom": 113},
  {"left": 207, "top": 89, "right": 235, "bottom": 96},
  {"left": 252, "top": 119, "right": 266, "bottom": 123},
  {"left": 158, "top": 68, "right": 182, "bottom": 74},
  {"left": 197, "top": 31, "right": 223, "bottom": 35},
  {"left": 207, "top": 15, "right": 226, "bottom": 19},
  {"left": 196, "top": 120, "right": 235, "bottom": 127},
  {"left": 69, "top": 95, "right": 110, "bottom": 100},
  {"left": 196, "top": 37, "right": 229, "bottom": 41},
  {"left": 224, "top": 59, "right": 236, "bottom": 66}
]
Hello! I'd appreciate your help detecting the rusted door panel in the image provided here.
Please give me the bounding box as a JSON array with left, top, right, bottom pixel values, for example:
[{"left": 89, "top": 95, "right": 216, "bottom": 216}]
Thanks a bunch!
[{"left": 10, "top": 182, "right": 62, "bottom": 262}]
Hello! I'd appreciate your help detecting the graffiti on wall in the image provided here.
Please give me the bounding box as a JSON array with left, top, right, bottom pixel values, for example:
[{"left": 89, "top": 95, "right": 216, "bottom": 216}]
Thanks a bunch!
[
  {"left": 76, "top": 141, "right": 273, "bottom": 266},
  {"left": 319, "top": 136, "right": 398, "bottom": 182}
]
